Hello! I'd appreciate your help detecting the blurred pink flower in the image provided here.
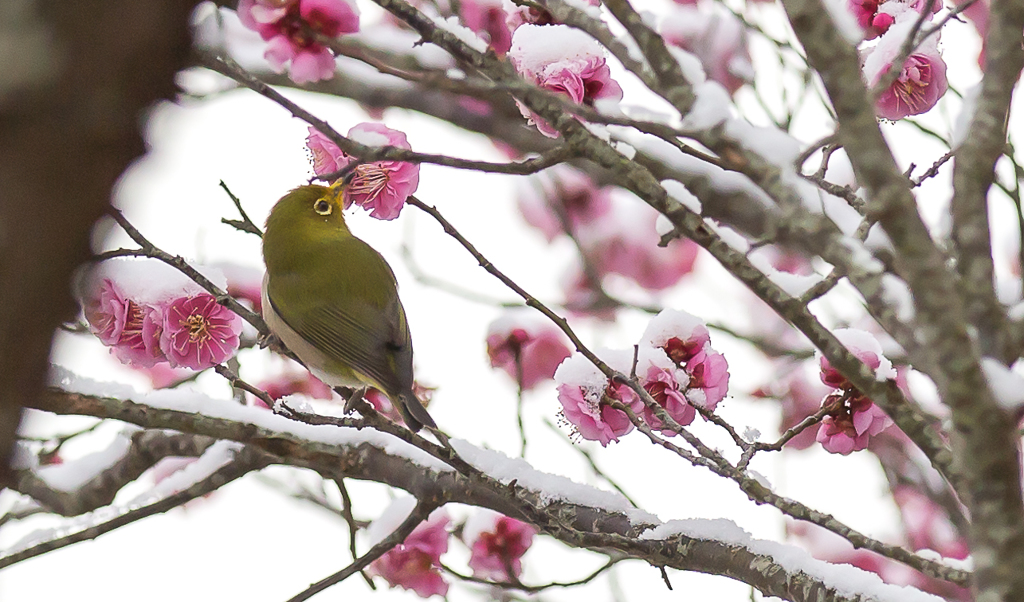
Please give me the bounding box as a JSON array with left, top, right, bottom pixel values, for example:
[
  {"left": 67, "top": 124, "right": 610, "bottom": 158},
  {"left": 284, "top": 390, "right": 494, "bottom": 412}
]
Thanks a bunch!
[
  {"left": 305, "top": 123, "right": 419, "bottom": 220},
  {"left": 661, "top": 6, "right": 752, "bottom": 94},
  {"left": 238, "top": 0, "right": 359, "bottom": 84},
  {"left": 600, "top": 235, "right": 700, "bottom": 290},
  {"left": 578, "top": 199, "right": 699, "bottom": 291},
  {"left": 486, "top": 314, "right": 572, "bottom": 390},
  {"left": 259, "top": 372, "right": 333, "bottom": 402},
  {"left": 641, "top": 365, "right": 696, "bottom": 432},
  {"left": 160, "top": 294, "right": 243, "bottom": 370},
  {"left": 816, "top": 394, "right": 892, "bottom": 454},
  {"left": 508, "top": 25, "right": 623, "bottom": 138},
  {"left": 140, "top": 364, "right": 195, "bottom": 389},
  {"left": 557, "top": 382, "right": 641, "bottom": 446},
  {"left": 369, "top": 510, "right": 451, "bottom": 598},
  {"left": 517, "top": 168, "right": 611, "bottom": 241},
  {"left": 365, "top": 387, "right": 410, "bottom": 423},
  {"left": 466, "top": 513, "right": 537, "bottom": 581},
  {"left": 461, "top": 0, "right": 513, "bottom": 55},
  {"left": 84, "top": 279, "right": 167, "bottom": 368},
  {"left": 894, "top": 485, "right": 969, "bottom": 559},
  {"left": 561, "top": 268, "right": 618, "bottom": 321}
]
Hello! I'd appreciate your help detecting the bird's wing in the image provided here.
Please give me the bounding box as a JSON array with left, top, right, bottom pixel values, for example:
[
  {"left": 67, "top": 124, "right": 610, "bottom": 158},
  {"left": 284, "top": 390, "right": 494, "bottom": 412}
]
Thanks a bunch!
[{"left": 267, "top": 236, "right": 414, "bottom": 396}]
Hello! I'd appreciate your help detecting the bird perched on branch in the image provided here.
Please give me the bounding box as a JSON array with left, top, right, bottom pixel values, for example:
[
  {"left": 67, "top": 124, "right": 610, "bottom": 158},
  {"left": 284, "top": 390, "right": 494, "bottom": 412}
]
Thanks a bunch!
[{"left": 261, "top": 184, "right": 435, "bottom": 431}]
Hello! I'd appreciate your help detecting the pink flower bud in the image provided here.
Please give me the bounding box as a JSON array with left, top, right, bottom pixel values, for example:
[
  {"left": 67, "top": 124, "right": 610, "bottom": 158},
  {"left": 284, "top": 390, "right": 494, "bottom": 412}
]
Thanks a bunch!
[{"left": 460, "top": 0, "right": 513, "bottom": 55}]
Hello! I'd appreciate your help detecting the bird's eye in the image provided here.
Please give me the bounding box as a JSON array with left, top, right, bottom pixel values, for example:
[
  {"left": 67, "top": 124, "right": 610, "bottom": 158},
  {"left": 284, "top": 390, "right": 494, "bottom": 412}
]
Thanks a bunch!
[{"left": 313, "top": 199, "right": 332, "bottom": 215}]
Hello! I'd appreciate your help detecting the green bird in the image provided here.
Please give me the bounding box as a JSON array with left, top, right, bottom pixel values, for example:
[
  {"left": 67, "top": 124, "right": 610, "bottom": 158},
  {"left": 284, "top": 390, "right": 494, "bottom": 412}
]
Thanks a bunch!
[{"left": 261, "top": 184, "right": 435, "bottom": 431}]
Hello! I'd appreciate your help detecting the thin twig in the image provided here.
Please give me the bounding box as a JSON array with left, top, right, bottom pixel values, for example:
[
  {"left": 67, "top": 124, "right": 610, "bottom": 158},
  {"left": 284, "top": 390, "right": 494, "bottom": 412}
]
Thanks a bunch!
[
  {"left": 440, "top": 556, "right": 622, "bottom": 592},
  {"left": 219, "top": 180, "right": 263, "bottom": 237},
  {"left": 285, "top": 500, "right": 436, "bottom": 602},
  {"left": 0, "top": 450, "right": 267, "bottom": 570}
]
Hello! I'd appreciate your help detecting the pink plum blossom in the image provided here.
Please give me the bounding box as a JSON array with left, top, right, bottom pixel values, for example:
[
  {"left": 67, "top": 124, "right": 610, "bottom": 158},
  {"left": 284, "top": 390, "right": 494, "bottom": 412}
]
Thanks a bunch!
[
  {"left": 816, "top": 394, "right": 893, "bottom": 454},
  {"left": 863, "top": 20, "right": 947, "bottom": 121},
  {"left": 557, "top": 381, "right": 643, "bottom": 446},
  {"left": 368, "top": 506, "right": 451, "bottom": 598},
  {"left": 517, "top": 167, "right": 611, "bottom": 242},
  {"left": 661, "top": 6, "right": 753, "bottom": 94},
  {"left": 465, "top": 511, "right": 538, "bottom": 581},
  {"left": 641, "top": 364, "right": 696, "bottom": 431},
  {"left": 641, "top": 309, "right": 729, "bottom": 412},
  {"left": 815, "top": 329, "right": 895, "bottom": 453},
  {"left": 508, "top": 25, "right": 623, "bottom": 138},
  {"left": 84, "top": 279, "right": 167, "bottom": 368},
  {"left": 685, "top": 346, "right": 730, "bottom": 410},
  {"left": 306, "top": 123, "right": 420, "bottom": 220},
  {"left": 237, "top": 0, "right": 359, "bottom": 84},
  {"left": 460, "top": 0, "right": 513, "bottom": 55},
  {"left": 486, "top": 314, "right": 572, "bottom": 390},
  {"left": 159, "top": 294, "right": 243, "bottom": 370}
]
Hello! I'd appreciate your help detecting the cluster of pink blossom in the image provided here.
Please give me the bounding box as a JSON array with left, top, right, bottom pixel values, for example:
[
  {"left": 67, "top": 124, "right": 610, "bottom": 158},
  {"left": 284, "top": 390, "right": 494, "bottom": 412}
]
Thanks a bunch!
[
  {"left": 854, "top": 0, "right": 948, "bottom": 120},
  {"left": 464, "top": 510, "right": 538, "bottom": 581},
  {"left": 82, "top": 259, "right": 243, "bottom": 372},
  {"left": 486, "top": 310, "right": 573, "bottom": 391},
  {"left": 660, "top": 2, "right": 754, "bottom": 94},
  {"left": 815, "top": 329, "right": 895, "bottom": 455},
  {"left": 516, "top": 169, "right": 699, "bottom": 306},
  {"left": 368, "top": 501, "right": 452, "bottom": 598},
  {"left": 553, "top": 309, "right": 729, "bottom": 446},
  {"left": 507, "top": 25, "right": 623, "bottom": 138},
  {"left": 306, "top": 122, "right": 420, "bottom": 220},
  {"left": 367, "top": 500, "right": 538, "bottom": 597},
  {"left": 237, "top": 0, "right": 359, "bottom": 84}
]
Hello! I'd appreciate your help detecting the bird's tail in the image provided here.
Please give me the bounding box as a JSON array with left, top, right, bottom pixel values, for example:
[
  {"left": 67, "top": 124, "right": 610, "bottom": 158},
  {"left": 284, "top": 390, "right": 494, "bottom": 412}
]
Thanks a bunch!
[{"left": 396, "top": 389, "right": 436, "bottom": 433}]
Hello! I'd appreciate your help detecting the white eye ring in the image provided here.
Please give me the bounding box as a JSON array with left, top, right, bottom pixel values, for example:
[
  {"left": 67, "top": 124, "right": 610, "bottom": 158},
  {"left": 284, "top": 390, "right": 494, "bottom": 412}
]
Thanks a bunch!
[{"left": 314, "top": 199, "right": 332, "bottom": 215}]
